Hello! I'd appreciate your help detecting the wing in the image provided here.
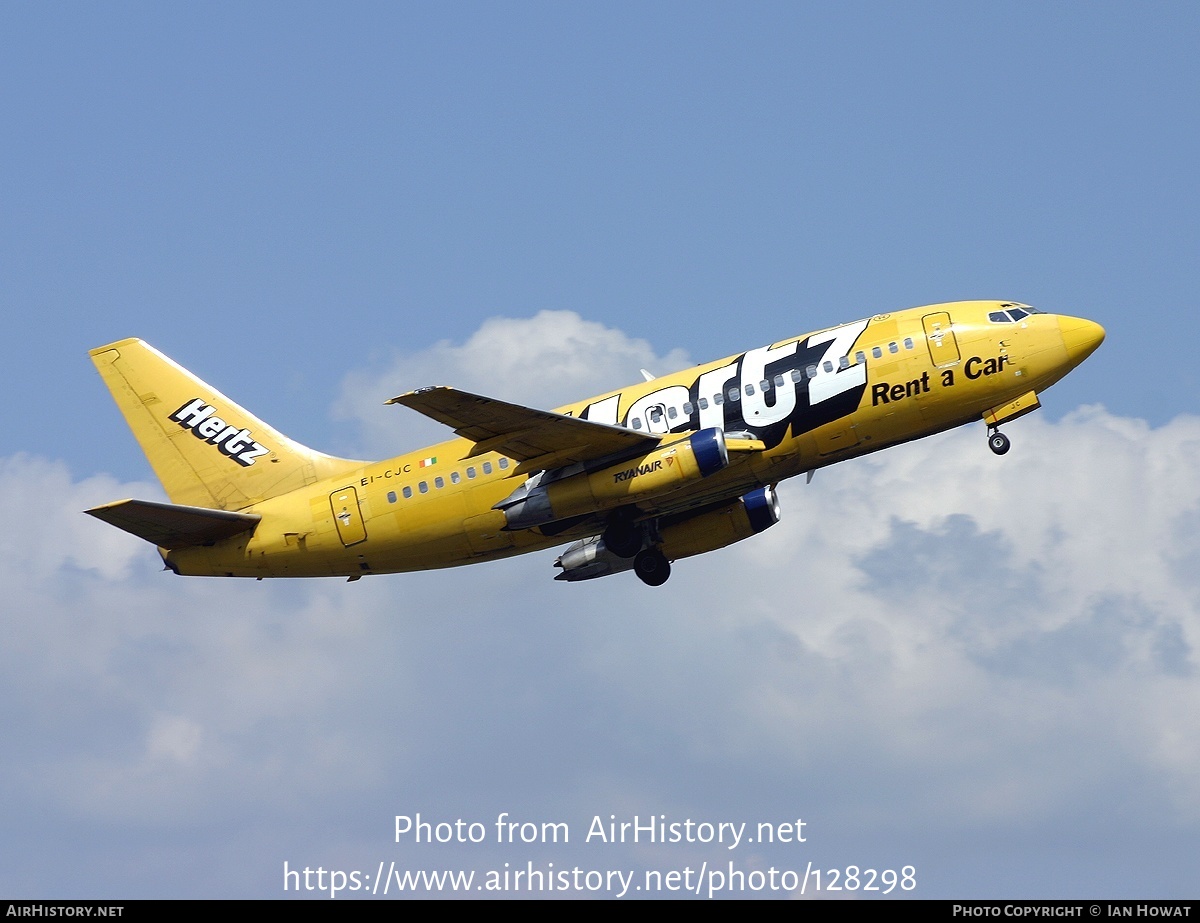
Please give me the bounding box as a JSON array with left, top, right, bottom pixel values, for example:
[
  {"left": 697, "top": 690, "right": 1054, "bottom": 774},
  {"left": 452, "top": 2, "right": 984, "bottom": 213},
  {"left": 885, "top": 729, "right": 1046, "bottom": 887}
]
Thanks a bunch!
[
  {"left": 85, "top": 498, "right": 261, "bottom": 547},
  {"left": 386, "top": 386, "right": 660, "bottom": 473}
]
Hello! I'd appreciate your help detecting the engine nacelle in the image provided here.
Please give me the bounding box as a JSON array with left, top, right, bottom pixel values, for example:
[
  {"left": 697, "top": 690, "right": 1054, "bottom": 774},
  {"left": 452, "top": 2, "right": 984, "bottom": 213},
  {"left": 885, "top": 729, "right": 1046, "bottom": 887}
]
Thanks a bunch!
[
  {"left": 554, "top": 535, "right": 636, "bottom": 581},
  {"left": 553, "top": 486, "right": 781, "bottom": 582},
  {"left": 499, "top": 428, "right": 729, "bottom": 530},
  {"left": 659, "top": 484, "right": 781, "bottom": 560}
]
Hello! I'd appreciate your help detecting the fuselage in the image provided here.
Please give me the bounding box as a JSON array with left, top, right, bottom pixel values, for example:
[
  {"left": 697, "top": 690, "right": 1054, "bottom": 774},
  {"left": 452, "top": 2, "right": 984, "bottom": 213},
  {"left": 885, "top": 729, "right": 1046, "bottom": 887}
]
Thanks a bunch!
[{"left": 160, "top": 300, "right": 1104, "bottom": 580}]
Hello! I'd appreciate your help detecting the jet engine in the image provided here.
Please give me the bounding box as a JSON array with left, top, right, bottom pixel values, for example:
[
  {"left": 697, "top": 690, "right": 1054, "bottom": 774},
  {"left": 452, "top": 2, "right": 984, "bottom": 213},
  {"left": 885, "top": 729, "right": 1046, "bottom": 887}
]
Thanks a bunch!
[
  {"left": 553, "top": 485, "right": 782, "bottom": 582},
  {"left": 498, "top": 428, "right": 729, "bottom": 530}
]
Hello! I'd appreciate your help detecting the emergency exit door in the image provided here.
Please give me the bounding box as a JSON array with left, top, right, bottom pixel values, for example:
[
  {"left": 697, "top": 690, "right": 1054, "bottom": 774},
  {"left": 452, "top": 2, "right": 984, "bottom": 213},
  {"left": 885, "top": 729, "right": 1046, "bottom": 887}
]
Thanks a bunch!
[{"left": 330, "top": 486, "right": 367, "bottom": 546}]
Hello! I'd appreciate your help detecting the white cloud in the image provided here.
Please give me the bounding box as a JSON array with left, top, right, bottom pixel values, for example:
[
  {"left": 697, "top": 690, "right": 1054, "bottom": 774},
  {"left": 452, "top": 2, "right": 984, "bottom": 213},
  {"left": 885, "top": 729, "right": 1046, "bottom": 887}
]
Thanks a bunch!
[
  {"left": 332, "top": 310, "right": 692, "bottom": 457},
  {"left": 0, "top": 454, "right": 159, "bottom": 582},
  {"left": 660, "top": 405, "right": 1200, "bottom": 824},
  {"left": 145, "top": 713, "right": 204, "bottom": 764},
  {"left": 5, "top": 316, "right": 1200, "bottom": 896}
]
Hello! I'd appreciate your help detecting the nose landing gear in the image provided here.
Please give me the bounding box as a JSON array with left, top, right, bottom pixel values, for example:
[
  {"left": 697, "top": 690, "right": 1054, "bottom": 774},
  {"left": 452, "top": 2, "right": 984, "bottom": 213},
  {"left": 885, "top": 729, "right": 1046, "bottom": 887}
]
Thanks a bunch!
[{"left": 982, "top": 391, "right": 1041, "bottom": 457}]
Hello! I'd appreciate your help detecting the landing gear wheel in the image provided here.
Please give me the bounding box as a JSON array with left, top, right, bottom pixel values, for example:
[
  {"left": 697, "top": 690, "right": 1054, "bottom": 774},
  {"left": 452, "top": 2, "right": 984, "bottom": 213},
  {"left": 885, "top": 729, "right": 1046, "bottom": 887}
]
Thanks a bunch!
[
  {"left": 603, "top": 519, "right": 641, "bottom": 558},
  {"left": 634, "top": 548, "right": 671, "bottom": 586},
  {"left": 988, "top": 431, "right": 1011, "bottom": 455}
]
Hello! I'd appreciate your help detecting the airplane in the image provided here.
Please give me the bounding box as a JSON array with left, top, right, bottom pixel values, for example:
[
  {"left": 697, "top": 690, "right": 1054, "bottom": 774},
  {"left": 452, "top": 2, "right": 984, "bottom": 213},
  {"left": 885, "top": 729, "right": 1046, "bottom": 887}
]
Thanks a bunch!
[{"left": 85, "top": 300, "right": 1104, "bottom": 587}]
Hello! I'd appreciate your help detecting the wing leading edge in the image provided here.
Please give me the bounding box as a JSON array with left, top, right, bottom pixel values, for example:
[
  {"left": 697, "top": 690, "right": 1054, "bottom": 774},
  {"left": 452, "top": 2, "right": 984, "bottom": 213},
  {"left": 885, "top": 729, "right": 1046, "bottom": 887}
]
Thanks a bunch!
[{"left": 386, "top": 386, "right": 661, "bottom": 473}]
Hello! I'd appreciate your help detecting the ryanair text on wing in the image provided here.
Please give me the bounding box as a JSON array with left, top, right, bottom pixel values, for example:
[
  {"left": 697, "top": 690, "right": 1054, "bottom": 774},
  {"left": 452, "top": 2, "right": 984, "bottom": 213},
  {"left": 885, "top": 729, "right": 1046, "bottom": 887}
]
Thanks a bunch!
[{"left": 170, "top": 399, "right": 270, "bottom": 467}]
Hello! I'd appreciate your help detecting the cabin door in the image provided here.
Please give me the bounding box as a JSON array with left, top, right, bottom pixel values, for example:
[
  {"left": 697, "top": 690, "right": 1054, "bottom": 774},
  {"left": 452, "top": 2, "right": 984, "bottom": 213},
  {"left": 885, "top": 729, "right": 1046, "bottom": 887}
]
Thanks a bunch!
[{"left": 922, "top": 312, "right": 961, "bottom": 367}]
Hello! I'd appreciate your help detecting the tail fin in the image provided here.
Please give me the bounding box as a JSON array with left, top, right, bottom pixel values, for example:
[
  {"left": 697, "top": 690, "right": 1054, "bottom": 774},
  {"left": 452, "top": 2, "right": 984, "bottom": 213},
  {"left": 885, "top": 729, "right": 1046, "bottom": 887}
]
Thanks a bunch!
[{"left": 90, "top": 338, "right": 363, "bottom": 511}]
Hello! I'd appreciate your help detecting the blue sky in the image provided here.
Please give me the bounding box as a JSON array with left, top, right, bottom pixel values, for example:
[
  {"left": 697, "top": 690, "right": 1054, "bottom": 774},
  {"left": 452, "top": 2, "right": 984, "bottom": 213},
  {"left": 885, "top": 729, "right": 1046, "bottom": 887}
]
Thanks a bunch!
[{"left": 1, "top": 2, "right": 1198, "bottom": 899}]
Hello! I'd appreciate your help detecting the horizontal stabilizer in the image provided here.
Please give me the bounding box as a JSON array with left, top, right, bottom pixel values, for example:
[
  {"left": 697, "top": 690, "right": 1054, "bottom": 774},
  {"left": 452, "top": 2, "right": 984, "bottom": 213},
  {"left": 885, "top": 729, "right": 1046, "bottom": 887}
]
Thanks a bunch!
[
  {"left": 386, "top": 386, "right": 659, "bottom": 469},
  {"left": 85, "top": 498, "right": 261, "bottom": 548}
]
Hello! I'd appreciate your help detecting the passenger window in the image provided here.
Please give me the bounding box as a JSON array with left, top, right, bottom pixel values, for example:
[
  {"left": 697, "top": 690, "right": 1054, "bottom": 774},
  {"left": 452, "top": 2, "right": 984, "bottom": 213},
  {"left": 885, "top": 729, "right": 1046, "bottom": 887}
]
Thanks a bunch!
[
  {"left": 450, "top": 471, "right": 461, "bottom": 484},
  {"left": 466, "top": 467, "right": 476, "bottom": 479},
  {"left": 744, "top": 383, "right": 755, "bottom": 396},
  {"left": 888, "top": 342, "right": 898, "bottom": 354},
  {"left": 727, "top": 387, "right": 741, "bottom": 402},
  {"left": 419, "top": 481, "right": 428, "bottom": 494},
  {"left": 682, "top": 401, "right": 694, "bottom": 416},
  {"left": 774, "top": 374, "right": 785, "bottom": 388},
  {"left": 760, "top": 379, "right": 770, "bottom": 392},
  {"left": 872, "top": 346, "right": 882, "bottom": 359},
  {"left": 435, "top": 476, "right": 444, "bottom": 489},
  {"left": 499, "top": 458, "right": 509, "bottom": 470},
  {"left": 714, "top": 393, "right": 724, "bottom": 405},
  {"left": 904, "top": 337, "right": 914, "bottom": 349},
  {"left": 698, "top": 397, "right": 709, "bottom": 410},
  {"left": 807, "top": 364, "right": 818, "bottom": 377},
  {"left": 403, "top": 486, "right": 413, "bottom": 499},
  {"left": 838, "top": 356, "right": 850, "bottom": 370},
  {"left": 667, "top": 406, "right": 678, "bottom": 419},
  {"left": 649, "top": 407, "right": 663, "bottom": 422},
  {"left": 855, "top": 351, "right": 865, "bottom": 364},
  {"left": 790, "top": 368, "right": 803, "bottom": 383},
  {"left": 631, "top": 417, "right": 643, "bottom": 430},
  {"left": 482, "top": 462, "right": 493, "bottom": 475},
  {"left": 387, "top": 491, "right": 397, "bottom": 503}
]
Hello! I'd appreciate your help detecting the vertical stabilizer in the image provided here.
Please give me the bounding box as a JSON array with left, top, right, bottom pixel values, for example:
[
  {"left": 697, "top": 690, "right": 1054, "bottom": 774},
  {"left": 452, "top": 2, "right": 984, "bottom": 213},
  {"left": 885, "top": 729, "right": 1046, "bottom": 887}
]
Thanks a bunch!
[{"left": 90, "top": 338, "right": 362, "bottom": 510}]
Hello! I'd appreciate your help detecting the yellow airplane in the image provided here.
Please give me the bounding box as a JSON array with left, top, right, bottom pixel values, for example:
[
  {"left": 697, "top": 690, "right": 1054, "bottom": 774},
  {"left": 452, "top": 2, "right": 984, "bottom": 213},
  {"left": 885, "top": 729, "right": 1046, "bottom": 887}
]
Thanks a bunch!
[{"left": 86, "top": 301, "right": 1103, "bottom": 586}]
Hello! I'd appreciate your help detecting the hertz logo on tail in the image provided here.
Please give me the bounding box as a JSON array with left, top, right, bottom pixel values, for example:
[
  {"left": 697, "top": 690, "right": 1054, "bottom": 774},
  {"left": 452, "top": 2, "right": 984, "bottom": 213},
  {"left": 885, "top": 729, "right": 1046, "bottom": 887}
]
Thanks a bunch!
[{"left": 169, "top": 398, "right": 271, "bottom": 467}]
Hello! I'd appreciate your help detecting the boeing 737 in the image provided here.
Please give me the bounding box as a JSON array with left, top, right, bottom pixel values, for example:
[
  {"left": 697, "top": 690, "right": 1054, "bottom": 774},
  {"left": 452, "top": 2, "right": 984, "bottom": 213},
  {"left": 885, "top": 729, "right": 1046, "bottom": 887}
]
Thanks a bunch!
[{"left": 86, "top": 301, "right": 1104, "bottom": 586}]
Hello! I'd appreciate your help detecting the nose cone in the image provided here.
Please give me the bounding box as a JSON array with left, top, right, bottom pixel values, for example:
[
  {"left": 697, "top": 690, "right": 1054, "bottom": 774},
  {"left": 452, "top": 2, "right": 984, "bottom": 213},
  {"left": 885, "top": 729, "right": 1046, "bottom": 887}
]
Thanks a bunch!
[{"left": 1059, "top": 315, "right": 1106, "bottom": 366}]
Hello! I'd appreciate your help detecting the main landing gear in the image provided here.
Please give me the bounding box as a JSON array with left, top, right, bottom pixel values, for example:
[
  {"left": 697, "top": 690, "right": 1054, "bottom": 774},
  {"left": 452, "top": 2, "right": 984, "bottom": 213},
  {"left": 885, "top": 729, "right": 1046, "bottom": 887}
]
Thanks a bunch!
[
  {"left": 988, "top": 428, "right": 1011, "bottom": 455},
  {"left": 634, "top": 547, "right": 671, "bottom": 587},
  {"left": 602, "top": 517, "right": 642, "bottom": 558},
  {"left": 602, "top": 511, "right": 673, "bottom": 586}
]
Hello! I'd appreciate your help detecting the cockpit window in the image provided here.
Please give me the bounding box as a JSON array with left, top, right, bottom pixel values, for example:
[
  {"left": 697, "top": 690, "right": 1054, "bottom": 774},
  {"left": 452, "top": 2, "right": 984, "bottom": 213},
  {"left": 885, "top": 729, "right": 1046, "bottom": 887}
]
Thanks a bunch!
[{"left": 990, "top": 306, "right": 1037, "bottom": 323}]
